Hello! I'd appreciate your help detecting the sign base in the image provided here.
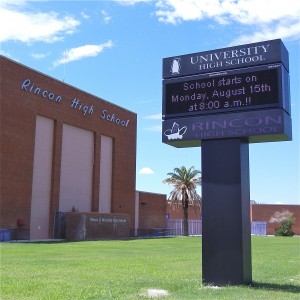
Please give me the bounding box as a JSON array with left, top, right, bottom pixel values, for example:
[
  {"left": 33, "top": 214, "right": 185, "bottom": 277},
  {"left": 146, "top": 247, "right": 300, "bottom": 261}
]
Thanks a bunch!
[{"left": 201, "top": 138, "right": 252, "bottom": 285}]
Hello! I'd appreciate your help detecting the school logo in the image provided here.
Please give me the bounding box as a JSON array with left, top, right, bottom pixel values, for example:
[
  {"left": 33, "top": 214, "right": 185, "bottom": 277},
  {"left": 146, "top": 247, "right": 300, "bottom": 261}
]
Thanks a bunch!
[
  {"left": 164, "top": 122, "right": 187, "bottom": 140},
  {"left": 170, "top": 58, "right": 181, "bottom": 75}
]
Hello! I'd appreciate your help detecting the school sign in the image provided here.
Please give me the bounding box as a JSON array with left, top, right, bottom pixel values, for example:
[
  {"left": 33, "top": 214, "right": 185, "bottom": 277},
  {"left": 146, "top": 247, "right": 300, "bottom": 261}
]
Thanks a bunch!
[
  {"left": 162, "top": 39, "right": 292, "bottom": 147},
  {"left": 161, "top": 39, "right": 292, "bottom": 286}
]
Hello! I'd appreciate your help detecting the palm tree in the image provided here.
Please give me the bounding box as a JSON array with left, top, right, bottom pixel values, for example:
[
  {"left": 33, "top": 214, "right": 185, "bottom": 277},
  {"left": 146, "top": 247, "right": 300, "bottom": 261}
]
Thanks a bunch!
[{"left": 163, "top": 166, "right": 202, "bottom": 236}]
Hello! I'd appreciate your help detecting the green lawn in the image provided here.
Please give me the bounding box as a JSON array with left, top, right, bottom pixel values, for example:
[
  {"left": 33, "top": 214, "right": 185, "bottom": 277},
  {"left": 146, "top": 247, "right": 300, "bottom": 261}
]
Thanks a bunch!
[{"left": 0, "top": 236, "right": 299, "bottom": 299}]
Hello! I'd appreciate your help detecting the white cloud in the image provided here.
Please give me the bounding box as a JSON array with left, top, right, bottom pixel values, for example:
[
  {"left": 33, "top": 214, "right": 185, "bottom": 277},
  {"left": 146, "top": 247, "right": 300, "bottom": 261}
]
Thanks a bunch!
[
  {"left": 143, "top": 114, "right": 162, "bottom": 132},
  {"left": 155, "top": 0, "right": 300, "bottom": 42},
  {"left": 53, "top": 41, "right": 113, "bottom": 67},
  {"left": 155, "top": 0, "right": 300, "bottom": 25},
  {"left": 115, "top": 0, "right": 152, "bottom": 5},
  {"left": 230, "top": 20, "right": 300, "bottom": 46},
  {"left": 31, "top": 52, "right": 49, "bottom": 59},
  {"left": 143, "top": 125, "right": 162, "bottom": 132},
  {"left": 275, "top": 201, "right": 284, "bottom": 205},
  {"left": 144, "top": 113, "right": 162, "bottom": 120},
  {"left": 0, "top": 1, "right": 80, "bottom": 43},
  {"left": 1, "top": 0, "right": 27, "bottom": 6},
  {"left": 81, "top": 11, "right": 90, "bottom": 20},
  {"left": 101, "top": 10, "right": 112, "bottom": 23},
  {"left": 139, "top": 167, "right": 155, "bottom": 175},
  {"left": 0, "top": 49, "right": 13, "bottom": 58}
]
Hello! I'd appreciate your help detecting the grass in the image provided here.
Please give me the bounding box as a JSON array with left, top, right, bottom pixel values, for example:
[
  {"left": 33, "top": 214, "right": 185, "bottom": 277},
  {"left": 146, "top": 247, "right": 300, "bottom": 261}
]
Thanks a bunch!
[{"left": 0, "top": 236, "right": 299, "bottom": 299}]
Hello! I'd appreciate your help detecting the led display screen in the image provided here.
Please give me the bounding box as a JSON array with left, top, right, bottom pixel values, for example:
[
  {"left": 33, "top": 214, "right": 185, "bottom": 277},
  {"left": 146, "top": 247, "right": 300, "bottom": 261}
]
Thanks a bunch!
[{"left": 162, "top": 64, "right": 286, "bottom": 119}]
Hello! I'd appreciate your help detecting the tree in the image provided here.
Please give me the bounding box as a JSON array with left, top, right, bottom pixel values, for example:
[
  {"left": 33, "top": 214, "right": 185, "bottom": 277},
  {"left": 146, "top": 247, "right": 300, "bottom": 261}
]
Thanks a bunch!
[
  {"left": 163, "top": 166, "right": 202, "bottom": 236},
  {"left": 269, "top": 210, "right": 295, "bottom": 236}
]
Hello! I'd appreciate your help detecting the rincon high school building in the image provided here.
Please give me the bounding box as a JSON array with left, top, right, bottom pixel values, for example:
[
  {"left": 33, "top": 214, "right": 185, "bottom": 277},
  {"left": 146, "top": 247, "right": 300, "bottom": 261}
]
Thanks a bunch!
[{"left": 1, "top": 55, "right": 143, "bottom": 240}]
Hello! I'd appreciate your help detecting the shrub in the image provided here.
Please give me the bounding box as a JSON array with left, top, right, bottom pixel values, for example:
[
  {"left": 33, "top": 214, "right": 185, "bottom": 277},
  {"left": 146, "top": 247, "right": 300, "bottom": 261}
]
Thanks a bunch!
[{"left": 269, "top": 210, "right": 295, "bottom": 237}]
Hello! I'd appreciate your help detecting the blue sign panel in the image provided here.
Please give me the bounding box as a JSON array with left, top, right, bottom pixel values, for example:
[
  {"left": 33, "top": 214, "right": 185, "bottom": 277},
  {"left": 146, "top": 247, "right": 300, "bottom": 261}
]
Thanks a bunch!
[
  {"left": 163, "top": 39, "right": 289, "bottom": 79},
  {"left": 162, "top": 109, "right": 292, "bottom": 147}
]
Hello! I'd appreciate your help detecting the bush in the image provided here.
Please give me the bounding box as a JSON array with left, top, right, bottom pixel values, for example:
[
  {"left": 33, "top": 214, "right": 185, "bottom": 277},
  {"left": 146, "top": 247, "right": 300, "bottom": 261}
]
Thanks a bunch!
[
  {"left": 269, "top": 210, "right": 295, "bottom": 237},
  {"left": 274, "top": 215, "right": 295, "bottom": 236}
]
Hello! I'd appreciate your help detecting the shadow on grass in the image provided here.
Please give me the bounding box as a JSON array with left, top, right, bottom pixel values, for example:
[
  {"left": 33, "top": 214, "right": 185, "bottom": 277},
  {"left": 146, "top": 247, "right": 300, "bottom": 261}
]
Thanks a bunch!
[{"left": 251, "top": 282, "right": 300, "bottom": 294}]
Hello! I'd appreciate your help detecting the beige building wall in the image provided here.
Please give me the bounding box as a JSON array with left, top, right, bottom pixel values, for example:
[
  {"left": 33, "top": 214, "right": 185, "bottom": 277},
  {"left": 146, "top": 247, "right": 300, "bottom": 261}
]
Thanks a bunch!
[
  {"left": 30, "top": 116, "right": 54, "bottom": 239},
  {"left": 99, "top": 135, "right": 113, "bottom": 213},
  {"left": 59, "top": 124, "right": 94, "bottom": 213}
]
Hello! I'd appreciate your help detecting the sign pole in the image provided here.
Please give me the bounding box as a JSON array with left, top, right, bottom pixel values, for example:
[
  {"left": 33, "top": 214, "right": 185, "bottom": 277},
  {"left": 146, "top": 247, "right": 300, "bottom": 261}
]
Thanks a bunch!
[{"left": 201, "top": 138, "right": 252, "bottom": 285}]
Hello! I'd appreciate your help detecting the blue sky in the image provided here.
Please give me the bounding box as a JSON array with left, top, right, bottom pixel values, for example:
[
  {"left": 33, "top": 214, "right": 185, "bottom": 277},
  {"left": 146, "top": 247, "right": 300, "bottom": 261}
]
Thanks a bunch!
[{"left": 1, "top": 0, "right": 299, "bottom": 204}]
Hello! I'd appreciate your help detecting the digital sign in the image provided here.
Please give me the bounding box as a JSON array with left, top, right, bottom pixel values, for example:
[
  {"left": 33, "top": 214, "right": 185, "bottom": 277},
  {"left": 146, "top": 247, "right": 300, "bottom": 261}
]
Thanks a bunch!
[{"left": 162, "top": 64, "right": 289, "bottom": 119}]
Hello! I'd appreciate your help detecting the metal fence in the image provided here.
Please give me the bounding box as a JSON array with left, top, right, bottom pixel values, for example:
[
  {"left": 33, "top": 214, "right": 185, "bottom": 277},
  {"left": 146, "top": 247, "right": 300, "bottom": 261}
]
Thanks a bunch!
[
  {"left": 251, "top": 221, "right": 267, "bottom": 236},
  {"left": 167, "top": 219, "right": 202, "bottom": 236},
  {"left": 130, "top": 228, "right": 176, "bottom": 238},
  {"left": 166, "top": 220, "right": 267, "bottom": 236}
]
